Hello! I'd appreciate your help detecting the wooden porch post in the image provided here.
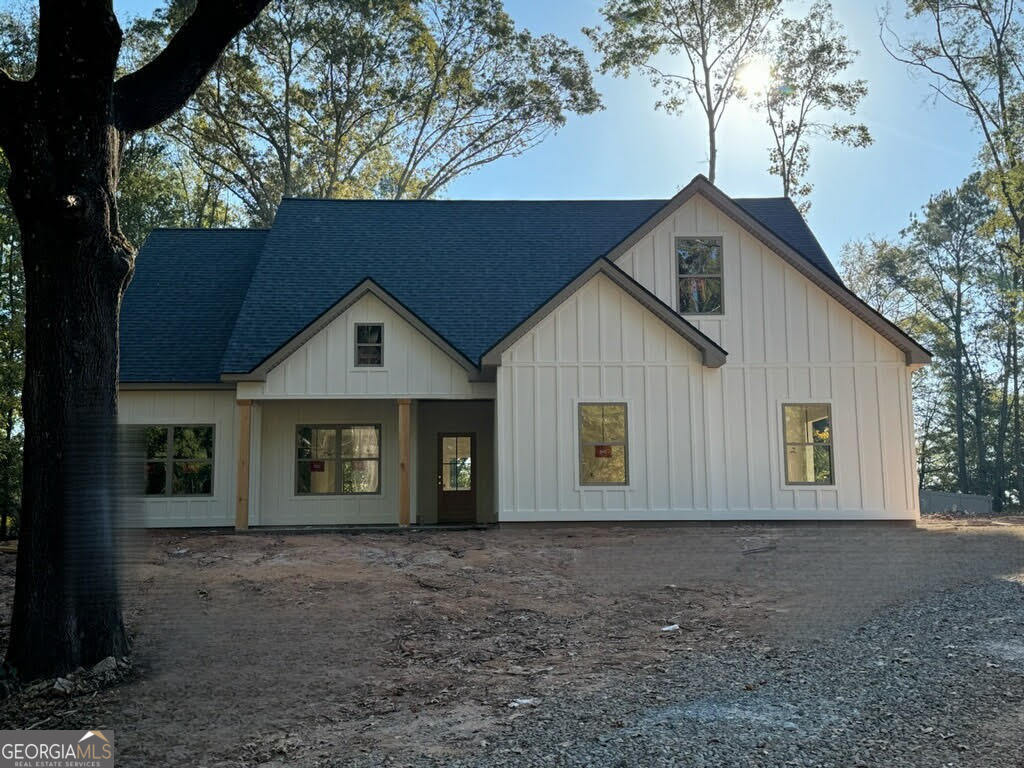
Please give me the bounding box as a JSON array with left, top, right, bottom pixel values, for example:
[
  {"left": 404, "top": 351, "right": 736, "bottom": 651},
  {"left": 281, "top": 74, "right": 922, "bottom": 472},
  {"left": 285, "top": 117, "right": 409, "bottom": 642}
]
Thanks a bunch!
[
  {"left": 236, "top": 399, "right": 252, "bottom": 531},
  {"left": 398, "top": 398, "right": 411, "bottom": 526}
]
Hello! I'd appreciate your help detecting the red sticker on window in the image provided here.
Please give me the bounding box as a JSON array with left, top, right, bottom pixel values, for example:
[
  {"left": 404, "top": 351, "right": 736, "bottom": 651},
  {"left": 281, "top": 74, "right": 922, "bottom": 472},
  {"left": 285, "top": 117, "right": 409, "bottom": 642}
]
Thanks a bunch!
[
  {"left": 310, "top": 460, "right": 325, "bottom": 472},
  {"left": 594, "top": 445, "right": 612, "bottom": 458}
]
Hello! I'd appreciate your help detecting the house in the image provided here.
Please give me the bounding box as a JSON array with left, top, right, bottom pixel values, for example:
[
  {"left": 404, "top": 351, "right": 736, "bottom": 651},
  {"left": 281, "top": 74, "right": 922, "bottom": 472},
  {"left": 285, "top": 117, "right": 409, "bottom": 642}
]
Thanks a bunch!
[{"left": 118, "top": 175, "right": 930, "bottom": 528}]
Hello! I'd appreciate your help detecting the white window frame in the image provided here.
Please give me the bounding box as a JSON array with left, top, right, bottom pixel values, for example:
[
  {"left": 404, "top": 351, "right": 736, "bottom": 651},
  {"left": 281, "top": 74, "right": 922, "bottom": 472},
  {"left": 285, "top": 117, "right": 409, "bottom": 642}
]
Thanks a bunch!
[
  {"left": 143, "top": 424, "right": 216, "bottom": 498},
  {"left": 575, "top": 400, "right": 631, "bottom": 488},
  {"left": 673, "top": 233, "right": 726, "bottom": 317},
  {"left": 778, "top": 400, "right": 838, "bottom": 489},
  {"left": 353, "top": 322, "right": 385, "bottom": 368},
  {"left": 294, "top": 423, "right": 383, "bottom": 496}
]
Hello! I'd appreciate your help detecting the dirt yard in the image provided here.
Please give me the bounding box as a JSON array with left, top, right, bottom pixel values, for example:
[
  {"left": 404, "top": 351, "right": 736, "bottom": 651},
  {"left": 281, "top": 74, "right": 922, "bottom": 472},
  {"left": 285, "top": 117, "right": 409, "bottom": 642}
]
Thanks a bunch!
[{"left": 2, "top": 519, "right": 1023, "bottom": 766}]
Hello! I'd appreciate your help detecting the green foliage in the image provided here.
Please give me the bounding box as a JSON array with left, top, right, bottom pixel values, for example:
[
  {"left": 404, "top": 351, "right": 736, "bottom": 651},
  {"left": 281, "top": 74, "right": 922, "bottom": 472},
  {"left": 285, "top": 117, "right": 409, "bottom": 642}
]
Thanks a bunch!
[
  {"left": 882, "top": 5, "right": 1024, "bottom": 507},
  {"left": 0, "top": 4, "right": 35, "bottom": 79},
  {"left": 884, "top": 2, "right": 1024, "bottom": 262},
  {"left": 118, "top": 135, "right": 199, "bottom": 244},
  {"left": 842, "top": 175, "right": 1024, "bottom": 505},
  {"left": 132, "top": 0, "right": 601, "bottom": 226},
  {"left": 586, "top": 0, "right": 782, "bottom": 182},
  {"left": 0, "top": 153, "right": 22, "bottom": 539},
  {"left": 0, "top": 6, "right": 33, "bottom": 537},
  {"left": 840, "top": 236, "right": 933, "bottom": 338},
  {"left": 757, "top": 0, "right": 869, "bottom": 210}
]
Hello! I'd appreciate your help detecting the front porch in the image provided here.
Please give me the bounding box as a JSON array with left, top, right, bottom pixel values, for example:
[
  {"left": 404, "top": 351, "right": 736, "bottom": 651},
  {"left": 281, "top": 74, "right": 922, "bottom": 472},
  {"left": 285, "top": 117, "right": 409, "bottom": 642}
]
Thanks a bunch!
[{"left": 236, "top": 398, "right": 495, "bottom": 530}]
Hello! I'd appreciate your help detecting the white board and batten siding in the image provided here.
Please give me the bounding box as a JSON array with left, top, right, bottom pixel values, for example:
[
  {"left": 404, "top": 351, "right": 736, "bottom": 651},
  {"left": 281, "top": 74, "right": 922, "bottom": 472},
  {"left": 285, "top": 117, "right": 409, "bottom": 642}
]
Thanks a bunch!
[
  {"left": 256, "top": 399, "right": 406, "bottom": 526},
  {"left": 236, "top": 293, "right": 495, "bottom": 400},
  {"left": 118, "top": 389, "right": 238, "bottom": 527},
  {"left": 498, "top": 193, "right": 919, "bottom": 521},
  {"left": 497, "top": 273, "right": 708, "bottom": 521}
]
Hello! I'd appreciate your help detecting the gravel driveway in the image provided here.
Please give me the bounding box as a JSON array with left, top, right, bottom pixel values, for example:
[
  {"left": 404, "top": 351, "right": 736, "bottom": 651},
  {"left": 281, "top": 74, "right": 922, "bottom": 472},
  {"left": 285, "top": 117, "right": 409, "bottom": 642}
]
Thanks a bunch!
[{"left": 426, "top": 578, "right": 1024, "bottom": 768}]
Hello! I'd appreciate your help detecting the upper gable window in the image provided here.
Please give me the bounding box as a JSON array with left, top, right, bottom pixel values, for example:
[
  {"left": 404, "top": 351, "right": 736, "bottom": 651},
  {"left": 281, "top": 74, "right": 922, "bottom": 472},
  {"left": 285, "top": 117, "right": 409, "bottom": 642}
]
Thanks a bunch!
[
  {"left": 354, "top": 323, "right": 383, "bottom": 367},
  {"left": 676, "top": 237, "right": 723, "bottom": 314}
]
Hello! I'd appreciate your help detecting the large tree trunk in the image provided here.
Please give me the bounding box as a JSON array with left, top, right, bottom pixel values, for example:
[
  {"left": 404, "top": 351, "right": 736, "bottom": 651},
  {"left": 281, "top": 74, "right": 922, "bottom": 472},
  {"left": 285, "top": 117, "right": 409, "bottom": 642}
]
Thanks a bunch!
[
  {"left": 0, "top": 0, "right": 267, "bottom": 682},
  {"left": 6, "top": 227, "right": 131, "bottom": 678},
  {"left": 4, "top": 116, "right": 133, "bottom": 678},
  {"left": 1, "top": 3, "right": 132, "bottom": 681}
]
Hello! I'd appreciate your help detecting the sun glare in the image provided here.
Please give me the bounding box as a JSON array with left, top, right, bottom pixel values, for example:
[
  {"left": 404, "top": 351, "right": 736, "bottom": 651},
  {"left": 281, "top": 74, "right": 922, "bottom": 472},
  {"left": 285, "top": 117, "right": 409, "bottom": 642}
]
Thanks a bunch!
[{"left": 737, "top": 56, "right": 774, "bottom": 96}]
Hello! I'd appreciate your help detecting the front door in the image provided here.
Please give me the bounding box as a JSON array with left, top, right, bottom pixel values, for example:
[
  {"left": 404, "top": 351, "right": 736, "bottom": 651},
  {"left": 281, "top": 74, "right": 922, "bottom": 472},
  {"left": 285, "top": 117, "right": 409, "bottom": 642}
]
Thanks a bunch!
[{"left": 437, "top": 433, "right": 476, "bottom": 524}]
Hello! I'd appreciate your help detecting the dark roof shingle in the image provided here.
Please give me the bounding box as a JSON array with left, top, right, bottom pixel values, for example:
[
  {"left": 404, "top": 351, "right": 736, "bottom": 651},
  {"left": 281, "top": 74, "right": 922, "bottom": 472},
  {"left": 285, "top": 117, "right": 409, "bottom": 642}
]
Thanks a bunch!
[
  {"left": 121, "top": 228, "right": 266, "bottom": 382},
  {"left": 220, "top": 199, "right": 670, "bottom": 373},
  {"left": 121, "top": 195, "right": 841, "bottom": 382},
  {"left": 734, "top": 197, "right": 841, "bottom": 283}
]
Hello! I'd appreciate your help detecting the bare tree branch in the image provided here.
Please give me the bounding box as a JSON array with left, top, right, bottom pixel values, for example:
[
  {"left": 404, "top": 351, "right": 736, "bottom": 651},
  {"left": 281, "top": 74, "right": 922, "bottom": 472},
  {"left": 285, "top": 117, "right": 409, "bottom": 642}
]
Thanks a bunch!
[{"left": 113, "top": 0, "right": 270, "bottom": 133}]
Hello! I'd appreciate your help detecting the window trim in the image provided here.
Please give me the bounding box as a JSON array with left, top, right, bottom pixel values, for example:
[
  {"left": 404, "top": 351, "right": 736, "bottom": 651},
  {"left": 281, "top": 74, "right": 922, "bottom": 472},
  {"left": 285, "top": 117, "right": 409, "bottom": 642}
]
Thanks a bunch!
[
  {"left": 438, "top": 432, "right": 476, "bottom": 493},
  {"left": 780, "top": 402, "right": 837, "bottom": 488},
  {"left": 143, "top": 424, "right": 216, "bottom": 498},
  {"left": 354, "top": 322, "right": 384, "bottom": 368},
  {"left": 577, "top": 401, "right": 630, "bottom": 487},
  {"left": 674, "top": 234, "right": 725, "bottom": 316},
  {"left": 294, "top": 423, "right": 383, "bottom": 497}
]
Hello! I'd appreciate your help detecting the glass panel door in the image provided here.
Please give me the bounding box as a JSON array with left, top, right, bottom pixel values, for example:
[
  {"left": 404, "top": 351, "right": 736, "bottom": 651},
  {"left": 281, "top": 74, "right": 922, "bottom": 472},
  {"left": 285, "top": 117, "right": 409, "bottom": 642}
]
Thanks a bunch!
[
  {"left": 437, "top": 433, "right": 476, "bottom": 524},
  {"left": 440, "top": 435, "right": 473, "bottom": 491}
]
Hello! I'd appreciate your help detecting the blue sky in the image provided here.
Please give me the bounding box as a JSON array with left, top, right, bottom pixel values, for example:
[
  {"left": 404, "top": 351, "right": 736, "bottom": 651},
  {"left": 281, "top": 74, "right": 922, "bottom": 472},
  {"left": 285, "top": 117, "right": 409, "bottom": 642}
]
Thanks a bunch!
[{"left": 109, "top": 0, "right": 977, "bottom": 258}]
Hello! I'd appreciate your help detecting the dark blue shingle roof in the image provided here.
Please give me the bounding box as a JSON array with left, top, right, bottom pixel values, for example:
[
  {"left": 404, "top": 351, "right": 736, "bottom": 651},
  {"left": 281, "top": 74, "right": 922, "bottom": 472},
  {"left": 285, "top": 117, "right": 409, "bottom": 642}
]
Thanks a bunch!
[
  {"left": 120, "top": 195, "right": 841, "bottom": 382},
  {"left": 734, "top": 197, "right": 840, "bottom": 283},
  {"left": 121, "top": 229, "right": 266, "bottom": 382},
  {"left": 221, "top": 199, "right": 671, "bottom": 373}
]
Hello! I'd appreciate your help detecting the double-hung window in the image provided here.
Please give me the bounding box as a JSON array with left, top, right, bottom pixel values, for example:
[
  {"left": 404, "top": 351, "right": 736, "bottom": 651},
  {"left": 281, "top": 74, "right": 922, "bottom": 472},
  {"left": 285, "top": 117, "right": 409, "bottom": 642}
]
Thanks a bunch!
[
  {"left": 144, "top": 425, "right": 214, "bottom": 496},
  {"left": 782, "top": 404, "right": 834, "bottom": 485},
  {"left": 676, "top": 236, "right": 723, "bottom": 314},
  {"left": 578, "top": 403, "right": 629, "bottom": 485},
  {"left": 296, "top": 424, "right": 381, "bottom": 495},
  {"left": 355, "top": 323, "right": 383, "bottom": 367}
]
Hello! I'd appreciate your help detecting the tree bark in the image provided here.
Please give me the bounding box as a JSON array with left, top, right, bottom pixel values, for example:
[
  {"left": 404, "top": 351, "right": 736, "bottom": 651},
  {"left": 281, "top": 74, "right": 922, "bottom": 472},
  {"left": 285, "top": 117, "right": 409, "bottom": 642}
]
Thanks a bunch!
[
  {"left": 993, "top": 336, "right": 1012, "bottom": 512},
  {"left": 6, "top": 192, "right": 133, "bottom": 678},
  {"left": 971, "top": 372, "right": 987, "bottom": 493},
  {"left": 953, "top": 346, "right": 969, "bottom": 493},
  {"left": 701, "top": 51, "right": 716, "bottom": 185},
  {"left": 2, "top": 0, "right": 269, "bottom": 682},
  {"left": 1013, "top": 322, "right": 1022, "bottom": 507},
  {"left": 1, "top": 1, "right": 130, "bottom": 680},
  {"left": 706, "top": 107, "right": 717, "bottom": 184}
]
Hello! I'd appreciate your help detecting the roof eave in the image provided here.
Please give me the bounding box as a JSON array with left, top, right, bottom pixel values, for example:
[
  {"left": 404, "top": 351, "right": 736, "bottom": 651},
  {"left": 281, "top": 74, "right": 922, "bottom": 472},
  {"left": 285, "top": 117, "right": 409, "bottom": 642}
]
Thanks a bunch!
[
  {"left": 604, "top": 175, "right": 932, "bottom": 366},
  {"left": 119, "top": 381, "right": 236, "bottom": 390},
  {"left": 221, "top": 278, "right": 481, "bottom": 381},
  {"left": 480, "top": 258, "right": 727, "bottom": 369}
]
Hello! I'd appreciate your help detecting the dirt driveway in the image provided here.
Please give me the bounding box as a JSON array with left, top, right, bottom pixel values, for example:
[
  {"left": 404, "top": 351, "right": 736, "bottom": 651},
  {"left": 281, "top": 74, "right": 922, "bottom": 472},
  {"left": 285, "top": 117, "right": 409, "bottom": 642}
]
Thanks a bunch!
[{"left": 2, "top": 519, "right": 1023, "bottom": 766}]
